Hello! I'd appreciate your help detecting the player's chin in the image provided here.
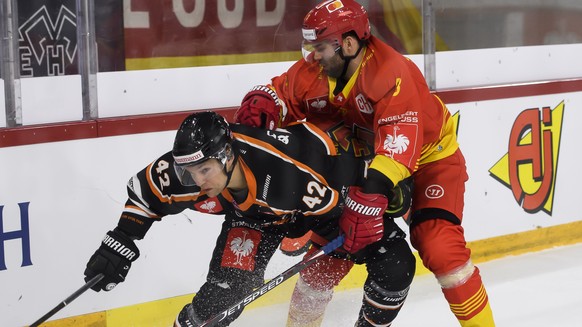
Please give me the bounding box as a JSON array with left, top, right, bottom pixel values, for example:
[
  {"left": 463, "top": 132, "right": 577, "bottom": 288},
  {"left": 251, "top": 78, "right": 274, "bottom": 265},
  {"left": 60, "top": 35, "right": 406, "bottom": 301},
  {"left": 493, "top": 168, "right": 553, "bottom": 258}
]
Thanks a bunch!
[
  {"left": 324, "top": 66, "right": 343, "bottom": 79},
  {"left": 204, "top": 188, "right": 219, "bottom": 198}
]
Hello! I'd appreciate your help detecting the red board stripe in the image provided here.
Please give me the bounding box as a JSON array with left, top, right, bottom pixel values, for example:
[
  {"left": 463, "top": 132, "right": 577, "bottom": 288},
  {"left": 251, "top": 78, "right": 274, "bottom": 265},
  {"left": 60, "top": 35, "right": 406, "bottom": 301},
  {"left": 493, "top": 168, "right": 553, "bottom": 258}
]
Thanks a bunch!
[
  {"left": 436, "top": 78, "right": 582, "bottom": 104},
  {"left": 0, "top": 108, "right": 238, "bottom": 148},
  {"left": 0, "top": 120, "right": 97, "bottom": 148}
]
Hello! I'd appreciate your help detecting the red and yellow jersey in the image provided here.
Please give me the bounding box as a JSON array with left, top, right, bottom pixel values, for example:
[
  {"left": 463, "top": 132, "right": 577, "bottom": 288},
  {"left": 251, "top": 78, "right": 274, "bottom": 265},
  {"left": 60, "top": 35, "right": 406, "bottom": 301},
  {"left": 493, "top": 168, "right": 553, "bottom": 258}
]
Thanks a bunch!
[{"left": 270, "top": 35, "right": 458, "bottom": 185}]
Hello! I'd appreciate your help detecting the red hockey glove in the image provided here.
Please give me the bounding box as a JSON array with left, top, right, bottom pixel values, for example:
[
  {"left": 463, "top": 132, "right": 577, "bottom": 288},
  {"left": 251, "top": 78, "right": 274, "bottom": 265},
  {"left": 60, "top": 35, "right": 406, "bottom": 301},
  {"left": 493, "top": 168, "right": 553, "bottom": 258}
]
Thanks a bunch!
[
  {"left": 234, "top": 85, "right": 282, "bottom": 130},
  {"left": 339, "top": 187, "right": 388, "bottom": 253}
]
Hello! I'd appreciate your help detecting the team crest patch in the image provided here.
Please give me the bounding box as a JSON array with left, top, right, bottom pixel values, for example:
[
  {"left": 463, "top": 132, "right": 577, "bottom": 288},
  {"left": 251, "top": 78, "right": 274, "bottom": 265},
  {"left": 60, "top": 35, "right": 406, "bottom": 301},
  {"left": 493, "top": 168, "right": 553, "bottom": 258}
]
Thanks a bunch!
[
  {"left": 384, "top": 131, "right": 410, "bottom": 154},
  {"left": 306, "top": 96, "right": 330, "bottom": 114},
  {"left": 221, "top": 228, "right": 261, "bottom": 271},
  {"left": 194, "top": 197, "right": 223, "bottom": 213},
  {"left": 377, "top": 123, "right": 418, "bottom": 167},
  {"left": 355, "top": 93, "right": 373, "bottom": 114}
]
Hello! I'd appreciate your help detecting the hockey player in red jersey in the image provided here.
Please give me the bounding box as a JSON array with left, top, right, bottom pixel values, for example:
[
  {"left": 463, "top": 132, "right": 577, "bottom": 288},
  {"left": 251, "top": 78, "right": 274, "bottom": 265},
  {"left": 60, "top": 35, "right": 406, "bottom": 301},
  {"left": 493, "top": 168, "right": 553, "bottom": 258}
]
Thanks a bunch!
[
  {"left": 234, "top": 1, "right": 496, "bottom": 326},
  {"left": 83, "top": 111, "right": 415, "bottom": 327}
]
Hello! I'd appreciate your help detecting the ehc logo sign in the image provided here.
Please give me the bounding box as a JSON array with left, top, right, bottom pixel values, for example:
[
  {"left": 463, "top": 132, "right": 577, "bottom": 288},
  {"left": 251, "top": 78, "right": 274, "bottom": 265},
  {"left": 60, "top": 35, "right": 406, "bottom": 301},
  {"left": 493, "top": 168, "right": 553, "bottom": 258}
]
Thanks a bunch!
[
  {"left": 489, "top": 102, "right": 565, "bottom": 215},
  {"left": 18, "top": 4, "right": 77, "bottom": 77}
]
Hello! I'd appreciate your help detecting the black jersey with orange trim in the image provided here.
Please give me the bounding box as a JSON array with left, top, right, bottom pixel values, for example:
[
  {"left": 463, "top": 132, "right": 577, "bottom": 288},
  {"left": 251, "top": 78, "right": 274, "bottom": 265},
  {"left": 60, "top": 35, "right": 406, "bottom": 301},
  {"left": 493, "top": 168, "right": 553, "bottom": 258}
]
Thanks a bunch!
[
  {"left": 117, "top": 150, "right": 233, "bottom": 238},
  {"left": 117, "top": 122, "right": 366, "bottom": 239},
  {"left": 224, "top": 123, "right": 365, "bottom": 229}
]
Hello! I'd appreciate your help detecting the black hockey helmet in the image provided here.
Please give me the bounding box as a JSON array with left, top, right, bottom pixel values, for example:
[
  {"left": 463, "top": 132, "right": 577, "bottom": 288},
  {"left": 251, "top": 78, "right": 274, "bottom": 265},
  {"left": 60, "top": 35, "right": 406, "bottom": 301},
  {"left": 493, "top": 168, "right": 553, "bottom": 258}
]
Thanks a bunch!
[{"left": 172, "top": 111, "right": 233, "bottom": 186}]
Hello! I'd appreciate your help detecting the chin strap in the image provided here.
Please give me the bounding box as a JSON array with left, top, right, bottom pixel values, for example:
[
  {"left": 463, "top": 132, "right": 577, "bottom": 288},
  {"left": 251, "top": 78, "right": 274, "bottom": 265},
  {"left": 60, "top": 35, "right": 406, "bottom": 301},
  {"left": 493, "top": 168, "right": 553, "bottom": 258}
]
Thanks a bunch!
[
  {"left": 337, "top": 41, "right": 365, "bottom": 80},
  {"left": 333, "top": 41, "right": 366, "bottom": 94},
  {"left": 223, "top": 147, "right": 239, "bottom": 188}
]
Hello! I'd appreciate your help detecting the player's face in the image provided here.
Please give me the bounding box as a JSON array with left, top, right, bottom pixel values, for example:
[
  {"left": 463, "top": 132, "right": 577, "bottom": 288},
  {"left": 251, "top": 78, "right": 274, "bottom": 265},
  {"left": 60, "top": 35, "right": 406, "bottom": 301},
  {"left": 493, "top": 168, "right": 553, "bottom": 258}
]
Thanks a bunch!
[
  {"left": 185, "top": 159, "right": 227, "bottom": 197},
  {"left": 303, "top": 40, "right": 344, "bottom": 78}
]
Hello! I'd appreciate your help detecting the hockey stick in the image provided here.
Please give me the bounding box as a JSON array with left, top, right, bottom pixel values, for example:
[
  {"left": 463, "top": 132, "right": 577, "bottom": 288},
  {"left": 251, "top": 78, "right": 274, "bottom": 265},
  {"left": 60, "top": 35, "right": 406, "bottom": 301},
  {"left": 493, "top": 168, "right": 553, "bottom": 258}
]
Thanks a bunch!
[
  {"left": 29, "top": 273, "right": 104, "bottom": 327},
  {"left": 197, "top": 235, "right": 344, "bottom": 327}
]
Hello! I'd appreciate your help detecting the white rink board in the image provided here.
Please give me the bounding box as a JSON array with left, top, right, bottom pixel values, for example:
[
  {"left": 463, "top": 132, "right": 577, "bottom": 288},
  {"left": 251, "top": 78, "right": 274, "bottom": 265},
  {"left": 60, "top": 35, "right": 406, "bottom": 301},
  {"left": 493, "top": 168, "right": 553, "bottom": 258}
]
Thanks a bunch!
[
  {"left": 449, "top": 91, "right": 582, "bottom": 241},
  {"left": 1, "top": 89, "right": 582, "bottom": 326},
  {"left": 0, "top": 131, "right": 222, "bottom": 325}
]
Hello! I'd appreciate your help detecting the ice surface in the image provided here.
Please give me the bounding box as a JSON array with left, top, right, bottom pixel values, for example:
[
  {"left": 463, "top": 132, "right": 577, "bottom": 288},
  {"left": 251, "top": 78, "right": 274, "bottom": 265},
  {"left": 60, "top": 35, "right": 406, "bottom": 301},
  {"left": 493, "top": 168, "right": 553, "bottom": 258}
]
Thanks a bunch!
[{"left": 233, "top": 243, "right": 582, "bottom": 326}]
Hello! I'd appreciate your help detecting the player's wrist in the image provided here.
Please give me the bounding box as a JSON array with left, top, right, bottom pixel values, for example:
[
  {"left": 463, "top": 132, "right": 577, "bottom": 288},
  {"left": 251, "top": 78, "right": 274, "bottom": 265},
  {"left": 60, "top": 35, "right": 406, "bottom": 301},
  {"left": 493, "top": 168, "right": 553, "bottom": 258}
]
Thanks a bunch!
[
  {"left": 116, "top": 214, "right": 153, "bottom": 240},
  {"left": 363, "top": 169, "right": 394, "bottom": 197}
]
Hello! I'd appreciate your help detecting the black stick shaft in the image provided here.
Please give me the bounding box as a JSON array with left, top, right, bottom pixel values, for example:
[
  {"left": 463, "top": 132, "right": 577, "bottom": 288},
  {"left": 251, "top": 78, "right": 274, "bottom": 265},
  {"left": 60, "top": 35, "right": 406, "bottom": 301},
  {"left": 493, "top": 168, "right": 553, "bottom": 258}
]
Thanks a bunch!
[
  {"left": 199, "top": 235, "right": 344, "bottom": 327},
  {"left": 29, "top": 273, "right": 104, "bottom": 327}
]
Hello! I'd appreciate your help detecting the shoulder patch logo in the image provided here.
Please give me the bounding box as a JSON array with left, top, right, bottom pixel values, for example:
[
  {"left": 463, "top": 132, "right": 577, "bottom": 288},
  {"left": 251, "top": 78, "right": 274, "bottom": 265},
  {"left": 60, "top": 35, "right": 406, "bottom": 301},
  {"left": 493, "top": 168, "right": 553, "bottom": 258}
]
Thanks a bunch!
[
  {"left": 383, "top": 126, "right": 410, "bottom": 155},
  {"left": 355, "top": 93, "right": 374, "bottom": 114}
]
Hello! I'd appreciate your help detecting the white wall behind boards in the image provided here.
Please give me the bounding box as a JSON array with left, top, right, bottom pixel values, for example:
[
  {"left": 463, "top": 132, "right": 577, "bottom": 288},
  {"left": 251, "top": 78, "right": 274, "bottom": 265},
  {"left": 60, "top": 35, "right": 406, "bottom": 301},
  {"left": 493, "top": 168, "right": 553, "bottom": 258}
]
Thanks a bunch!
[
  {"left": 2, "top": 43, "right": 581, "bottom": 127},
  {"left": 435, "top": 43, "right": 582, "bottom": 89},
  {"left": 0, "top": 130, "right": 223, "bottom": 326}
]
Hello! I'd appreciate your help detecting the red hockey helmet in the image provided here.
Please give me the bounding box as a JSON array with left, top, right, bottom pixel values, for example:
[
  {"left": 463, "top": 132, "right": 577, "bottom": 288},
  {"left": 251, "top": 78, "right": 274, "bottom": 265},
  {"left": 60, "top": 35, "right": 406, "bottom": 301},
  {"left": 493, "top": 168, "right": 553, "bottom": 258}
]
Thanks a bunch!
[
  {"left": 301, "top": 0, "right": 371, "bottom": 61},
  {"left": 302, "top": 0, "right": 370, "bottom": 45}
]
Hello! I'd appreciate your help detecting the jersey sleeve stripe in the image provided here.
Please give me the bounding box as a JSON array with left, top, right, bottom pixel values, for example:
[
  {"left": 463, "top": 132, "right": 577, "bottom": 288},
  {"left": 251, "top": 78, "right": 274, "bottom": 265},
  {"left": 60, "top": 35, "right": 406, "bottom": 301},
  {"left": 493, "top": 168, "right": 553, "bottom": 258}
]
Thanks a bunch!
[
  {"left": 286, "top": 120, "right": 337, "bottom": 155},
  {"left": 256, "top": 193, "right": 338, "bottom": 217},
  {"left": 301, "top": 121, "right": 337, "bottom": 155},
  {"left": 233, "top": 132, "right": 339, "bottom": 216},
  {"left": 123, "top": 203, "right": 159, "bottom": 219},
  {"left": 145, "top": 162, "right": 202, "bottom": 203},
  {"left": 234, "top": 133, "right": 329, "bottom": 184}
]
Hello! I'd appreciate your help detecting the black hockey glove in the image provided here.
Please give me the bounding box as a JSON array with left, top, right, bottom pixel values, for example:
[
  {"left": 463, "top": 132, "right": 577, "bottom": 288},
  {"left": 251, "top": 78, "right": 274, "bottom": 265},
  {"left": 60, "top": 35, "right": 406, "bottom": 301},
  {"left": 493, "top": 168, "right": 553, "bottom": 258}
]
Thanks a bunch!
[
  {"left": 84, "top": 228, "right": 140, "bottom": 292},
  {"left": 386, "top": 177, "right": 414, "bottom": 218}
]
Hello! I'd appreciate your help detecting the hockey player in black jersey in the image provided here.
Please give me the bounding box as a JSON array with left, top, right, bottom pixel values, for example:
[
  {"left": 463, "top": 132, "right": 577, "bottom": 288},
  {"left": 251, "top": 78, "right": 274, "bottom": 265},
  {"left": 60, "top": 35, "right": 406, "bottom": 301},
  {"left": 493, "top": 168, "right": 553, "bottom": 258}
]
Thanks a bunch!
[{"left": 83, "top": 111, "right": 415, "bottom": 327}]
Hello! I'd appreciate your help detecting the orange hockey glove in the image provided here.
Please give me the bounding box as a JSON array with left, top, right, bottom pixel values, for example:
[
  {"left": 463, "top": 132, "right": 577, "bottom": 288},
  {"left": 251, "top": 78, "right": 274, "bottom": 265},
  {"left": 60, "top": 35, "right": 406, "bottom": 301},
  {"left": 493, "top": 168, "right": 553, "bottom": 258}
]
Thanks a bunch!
[
  {"left": 234, "top": 85, "right": 281, "bottom": 130},
  {"left": 339, "top": 187, "right": 388, "bottom": 253}
]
